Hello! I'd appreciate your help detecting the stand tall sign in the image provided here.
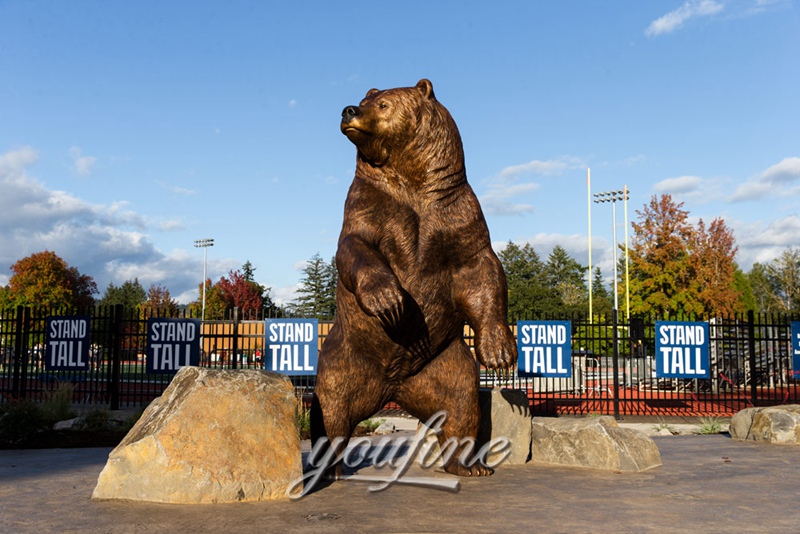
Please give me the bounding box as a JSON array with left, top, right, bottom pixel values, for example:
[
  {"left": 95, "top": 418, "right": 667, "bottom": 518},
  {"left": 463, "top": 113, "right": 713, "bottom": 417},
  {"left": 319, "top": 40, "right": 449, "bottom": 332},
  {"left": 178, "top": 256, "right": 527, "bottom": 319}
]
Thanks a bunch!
[
  {"left": 265, "top": 318, "right": 318, "bottom": 375},
  {"left": 655, "top": 321, "right": 710, "bottom": 379},
  {"left": 45, "top": 315, "right": 90, "bottom": 370}
]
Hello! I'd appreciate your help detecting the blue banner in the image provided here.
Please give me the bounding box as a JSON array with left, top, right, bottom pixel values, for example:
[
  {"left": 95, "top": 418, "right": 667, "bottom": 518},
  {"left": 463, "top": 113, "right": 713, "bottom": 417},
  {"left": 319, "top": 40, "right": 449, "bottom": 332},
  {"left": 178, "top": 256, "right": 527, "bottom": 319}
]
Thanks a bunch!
[
  {"left": 265, "top": 318, "right": 318, "bottom": 375},
  {"left": 517, "top": 320, "right": 572, "bottom": 377},
  {"left": 655, "top": 321, "right": 709, "bottom": 378},
  {"left": 146, "top": 318, "right": 201, "bottom": 374},
  {"left": 792, "top": 322, "right": 800, "bottom": 379},
  {"left": 45, "top": 315, "right": 91, "bottom": 370}
]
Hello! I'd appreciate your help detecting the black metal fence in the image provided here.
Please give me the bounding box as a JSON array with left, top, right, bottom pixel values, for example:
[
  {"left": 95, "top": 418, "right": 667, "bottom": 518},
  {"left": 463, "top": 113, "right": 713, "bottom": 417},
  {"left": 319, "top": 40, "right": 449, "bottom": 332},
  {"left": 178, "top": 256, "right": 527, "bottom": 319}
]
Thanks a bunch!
[{"left": 2, "top": 305, "right": 798, "bottom": 416}]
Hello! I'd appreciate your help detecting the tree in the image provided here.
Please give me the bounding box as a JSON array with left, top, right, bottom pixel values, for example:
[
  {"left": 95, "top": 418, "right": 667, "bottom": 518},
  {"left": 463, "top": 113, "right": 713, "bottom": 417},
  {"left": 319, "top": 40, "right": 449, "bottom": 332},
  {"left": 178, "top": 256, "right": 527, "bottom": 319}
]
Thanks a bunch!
[
  {"left": 626, "top": 195, "right": 697, "bottom": 317},
  {"left": 544, "top": 245, "right": 588, "bottom": 313},
  {"left": 590, "top": 267, "right": 613, "bottom": 318},
  {"left": 98, "top": 278, "right": 146, "bottom": 309},
  {"left": 3, "top": 250, "right": 97, "bottom": 309},
  {"left": 290, "top": 253, "right": 337, "bottom": 319},
  {"left": 626, "top": 195, "right": 743, "bottom": 317},
  {"left": 217, "top": 269, "right": 269, "bottom": 316},
  {"left": 748, "top": 262, "right": 779, "bottom": 312},
  {"left": 142, "top": 284, "right": 178, "bottom": 317},
  {"left": 688, "top": 217, "right": 741, "bottom": 315},
  {"left": 751, "top": 248, "right": 800, "bottom": 312},
  {"left": 189, "top": 262, "right": 276, "bottom": 319},
  {"left": 732, "top": 265, "right": 757, "bottom": 312},
  {"left": 498, "top": 241, "right": 558, "bottom": 319}
]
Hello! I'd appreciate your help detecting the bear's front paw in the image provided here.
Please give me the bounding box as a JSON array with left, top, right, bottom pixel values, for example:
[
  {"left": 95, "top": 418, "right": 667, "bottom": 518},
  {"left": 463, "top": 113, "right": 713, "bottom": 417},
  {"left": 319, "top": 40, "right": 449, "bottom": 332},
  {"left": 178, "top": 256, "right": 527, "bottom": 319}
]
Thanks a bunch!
[
  {"left": 356, "top": 276, "right": 405, "bottom": 328},
  {"left": 475, "top": 324, "right": 516, "bottom": 370}
]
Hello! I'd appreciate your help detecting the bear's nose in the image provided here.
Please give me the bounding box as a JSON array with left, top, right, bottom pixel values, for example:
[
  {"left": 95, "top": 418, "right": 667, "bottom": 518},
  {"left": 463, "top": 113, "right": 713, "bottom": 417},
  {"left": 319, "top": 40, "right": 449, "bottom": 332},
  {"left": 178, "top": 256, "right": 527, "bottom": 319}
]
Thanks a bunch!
[{"left": 342, "top": 106, "right": 360, "bottom": 119}]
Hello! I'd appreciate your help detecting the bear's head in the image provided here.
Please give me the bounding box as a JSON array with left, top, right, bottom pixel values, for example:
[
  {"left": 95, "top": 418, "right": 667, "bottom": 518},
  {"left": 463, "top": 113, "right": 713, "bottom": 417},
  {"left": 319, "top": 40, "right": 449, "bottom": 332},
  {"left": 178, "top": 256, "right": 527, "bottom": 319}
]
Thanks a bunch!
[{"left": 340, "top": 79, "right": 463, "bottom": 173}]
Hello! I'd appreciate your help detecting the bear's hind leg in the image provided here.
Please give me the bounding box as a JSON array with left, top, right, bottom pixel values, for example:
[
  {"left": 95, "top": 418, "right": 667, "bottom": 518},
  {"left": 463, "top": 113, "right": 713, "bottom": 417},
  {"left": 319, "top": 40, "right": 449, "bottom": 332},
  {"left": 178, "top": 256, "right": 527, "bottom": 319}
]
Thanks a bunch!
[
  {"left": 312, "top": 355, "right": 388, "bottom": 479},
  {"left": 396, "top": 341, "right": 493, "bottom": 477}
]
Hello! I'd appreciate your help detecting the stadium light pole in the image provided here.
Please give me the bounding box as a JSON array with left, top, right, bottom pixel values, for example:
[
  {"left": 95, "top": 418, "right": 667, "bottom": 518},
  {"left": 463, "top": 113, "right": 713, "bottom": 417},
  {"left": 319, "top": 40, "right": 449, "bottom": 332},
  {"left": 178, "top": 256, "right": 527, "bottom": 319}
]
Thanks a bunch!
[
  {"left": 592, "top": 190, "right": 629, "bottom": 313},
  {"left": 194, "top": 238, "right": 214, "bottom": 321}
]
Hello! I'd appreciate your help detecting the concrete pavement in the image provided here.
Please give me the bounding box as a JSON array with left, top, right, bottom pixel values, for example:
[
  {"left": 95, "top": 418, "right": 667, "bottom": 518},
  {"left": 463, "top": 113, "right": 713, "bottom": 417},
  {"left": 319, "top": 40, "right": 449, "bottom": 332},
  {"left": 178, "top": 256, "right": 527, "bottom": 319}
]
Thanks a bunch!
[{"left": 2, "top": 424, "right": 798, "bottom": 533}]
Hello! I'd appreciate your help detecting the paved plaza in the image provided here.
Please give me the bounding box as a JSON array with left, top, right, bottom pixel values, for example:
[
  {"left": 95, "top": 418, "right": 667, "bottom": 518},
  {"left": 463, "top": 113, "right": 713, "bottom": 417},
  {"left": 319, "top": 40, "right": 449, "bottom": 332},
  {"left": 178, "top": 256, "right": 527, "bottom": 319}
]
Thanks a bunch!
[{"left": 2, "top": 426, "right": 799, "bottom": 533}]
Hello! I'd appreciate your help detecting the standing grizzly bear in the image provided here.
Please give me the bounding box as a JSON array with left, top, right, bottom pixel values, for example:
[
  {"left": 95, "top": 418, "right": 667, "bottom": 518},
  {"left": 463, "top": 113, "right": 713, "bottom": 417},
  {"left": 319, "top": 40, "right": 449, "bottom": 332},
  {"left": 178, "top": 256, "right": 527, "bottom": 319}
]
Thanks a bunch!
[{"left": 312, "top": 79, "right": 516, "bottom": 477}]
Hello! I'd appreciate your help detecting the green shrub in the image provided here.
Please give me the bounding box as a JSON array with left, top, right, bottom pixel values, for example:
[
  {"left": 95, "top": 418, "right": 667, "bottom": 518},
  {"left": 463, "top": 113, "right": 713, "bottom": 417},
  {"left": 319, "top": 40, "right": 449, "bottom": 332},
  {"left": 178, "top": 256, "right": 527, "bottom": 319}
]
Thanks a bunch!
[
  {"left": 75, "top": 407, "right": 114, "bottom": 432},
  {"left": 357, "top": 418, "right": 385, "bottom": 432},
  {"left": 697, "top": 416, "right": 723, "bottom": 435},
  {"left": 41, "top": 382, "right": 77, "bottom": 425},
  {"left": 297, "top": 403, "right": 311, "bottom": 438},
  {"left": 0, "top": 400, "right": 47, "bottom": 446}
]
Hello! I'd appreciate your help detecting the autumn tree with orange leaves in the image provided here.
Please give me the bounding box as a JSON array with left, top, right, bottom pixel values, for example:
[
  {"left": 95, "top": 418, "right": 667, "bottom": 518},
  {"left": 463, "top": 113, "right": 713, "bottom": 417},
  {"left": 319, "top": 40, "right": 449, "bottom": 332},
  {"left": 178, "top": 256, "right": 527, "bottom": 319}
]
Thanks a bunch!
[
  {"left": 624, "top": 195, "right": 741, "bottom": 318},
  {"left": 0, "top": 250, "right": 97, "bottom": 309}
]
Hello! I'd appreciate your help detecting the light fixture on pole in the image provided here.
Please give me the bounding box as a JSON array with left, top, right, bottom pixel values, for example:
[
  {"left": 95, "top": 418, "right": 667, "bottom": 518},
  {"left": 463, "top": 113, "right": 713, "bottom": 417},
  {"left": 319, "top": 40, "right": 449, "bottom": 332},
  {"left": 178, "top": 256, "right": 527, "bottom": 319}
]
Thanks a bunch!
[
  {"left": 593, "top": 190, "right": 629, "bottom": 312},
  {"left": 194, "top": 238, "right": 214, "bottom": 321}
]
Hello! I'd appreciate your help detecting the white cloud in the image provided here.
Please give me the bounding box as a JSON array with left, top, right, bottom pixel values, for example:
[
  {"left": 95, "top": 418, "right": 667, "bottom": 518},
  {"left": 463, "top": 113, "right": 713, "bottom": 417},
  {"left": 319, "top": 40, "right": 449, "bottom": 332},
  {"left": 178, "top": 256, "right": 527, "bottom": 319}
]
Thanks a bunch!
[
  {"left": 480, "top": 156, "right": 584, "bottom": 216},
  {"left": 645, "top": 0, "right": 725, "bottom": 37},
  {"left": 732, "top": 215, "right": 800, "bottom": 269},
  {"left": 272, "top": 283, "right": 300, "bottom": 306},
  {"left": 0, "top": 146, "right": 221, "bottom": 304},
  {"left": 730, "top": 156, "right": 800, "bottom": 201},
  {"left": 156, "top": 181, "right": 197, "bottom": 196},
  {"left": 654, "top": 175, "right": 704, "bottom": 194},
  {"left": 288, "top": 99, "right": 298, "bottom": 109},
  {"left": 496, "top": 160, "right": 570, "bottom": 181},
  {"left": 69, "top": 146, "right": 97, "bottom": 176},
  {"left": 480, "top": 182, "right": 539, "bottom": 216}
]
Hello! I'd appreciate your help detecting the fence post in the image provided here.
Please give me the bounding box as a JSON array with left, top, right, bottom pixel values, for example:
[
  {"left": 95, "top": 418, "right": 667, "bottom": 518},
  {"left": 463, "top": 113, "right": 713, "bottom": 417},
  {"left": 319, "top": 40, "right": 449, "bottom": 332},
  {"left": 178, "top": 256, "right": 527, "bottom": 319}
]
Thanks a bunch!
[
  {"left": 109, "top": 304, "right": 123, "bottom": 410},
  {"left": 612, "top": 308, "right": 621, "bottom": 420},
  {"left": 11, "top": 306, "right": 25, "bottom": 399},
  {"left": 231, "top": 307, "right": 239, "bottom": 370},
  {"left": 747, "top": 309, "right": 757, "bottom": 407}
]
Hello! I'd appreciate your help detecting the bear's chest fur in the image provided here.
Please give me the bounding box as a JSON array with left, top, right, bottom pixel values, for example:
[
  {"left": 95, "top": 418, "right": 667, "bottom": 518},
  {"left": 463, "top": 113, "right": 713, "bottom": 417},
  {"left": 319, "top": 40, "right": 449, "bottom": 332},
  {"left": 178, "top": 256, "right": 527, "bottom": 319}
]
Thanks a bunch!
[{"left": 348, "top": 174, "right": 486, "bottom": 292}]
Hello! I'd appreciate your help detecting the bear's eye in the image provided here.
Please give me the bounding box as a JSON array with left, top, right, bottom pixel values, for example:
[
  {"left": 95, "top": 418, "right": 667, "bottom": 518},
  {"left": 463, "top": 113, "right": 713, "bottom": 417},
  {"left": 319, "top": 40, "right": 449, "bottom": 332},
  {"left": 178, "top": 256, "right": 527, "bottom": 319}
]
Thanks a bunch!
[{"left": 378, "top": 101, "right": 388, "bottom": 110}]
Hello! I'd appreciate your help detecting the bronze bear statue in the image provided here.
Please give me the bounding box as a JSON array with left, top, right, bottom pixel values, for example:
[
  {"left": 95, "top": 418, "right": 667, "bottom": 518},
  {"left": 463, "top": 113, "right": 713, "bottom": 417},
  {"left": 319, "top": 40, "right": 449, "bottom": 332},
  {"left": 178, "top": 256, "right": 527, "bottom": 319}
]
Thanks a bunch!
[{"left": 312, "top": 79, "right": 516, "bottom": 478}]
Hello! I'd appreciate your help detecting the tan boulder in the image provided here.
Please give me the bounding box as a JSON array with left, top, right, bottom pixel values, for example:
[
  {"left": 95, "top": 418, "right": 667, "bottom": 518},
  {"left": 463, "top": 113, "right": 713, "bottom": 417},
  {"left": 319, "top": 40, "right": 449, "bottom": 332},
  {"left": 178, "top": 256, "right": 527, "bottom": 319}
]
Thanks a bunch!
[
  {"left": 530, "top": 416, "right": 661, "bottom": 472},
  {"left": 92, "top": 367, "right": 302, "bottom": 503},
  {"left": 730, "top": 405, "right": 800, "bottom": 444}
]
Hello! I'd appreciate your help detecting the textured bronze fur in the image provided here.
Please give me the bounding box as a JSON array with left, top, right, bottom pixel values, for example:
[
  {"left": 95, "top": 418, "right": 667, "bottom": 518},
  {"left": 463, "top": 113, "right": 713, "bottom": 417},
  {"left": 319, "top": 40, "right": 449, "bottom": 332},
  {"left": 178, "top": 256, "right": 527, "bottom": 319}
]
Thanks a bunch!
[{"left": 312, "top": 79, "right": 516, "bottom": 477}]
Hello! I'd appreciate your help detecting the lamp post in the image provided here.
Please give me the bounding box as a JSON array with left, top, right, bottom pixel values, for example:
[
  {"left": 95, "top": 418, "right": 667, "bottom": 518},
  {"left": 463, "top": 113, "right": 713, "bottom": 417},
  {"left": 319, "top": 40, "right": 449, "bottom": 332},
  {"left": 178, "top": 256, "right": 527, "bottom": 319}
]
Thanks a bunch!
[
  {"left": 592, "top": 189, "right": 629, "bottom": 313},
  {"left": 593, "top": 188, "right": 629, "bottom": 421},
  {"left": 194, "top": 238, "right": 214, "bottom": 321}
]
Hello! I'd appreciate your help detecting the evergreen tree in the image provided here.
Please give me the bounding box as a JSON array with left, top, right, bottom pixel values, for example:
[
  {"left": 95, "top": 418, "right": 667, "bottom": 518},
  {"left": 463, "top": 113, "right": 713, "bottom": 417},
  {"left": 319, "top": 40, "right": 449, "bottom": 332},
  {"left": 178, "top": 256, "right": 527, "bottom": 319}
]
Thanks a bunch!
[
  {"left": 98, "top": 278, "right": 146, "bottom": 309},
  {"left": 544, "top": 245, "right": 588, "bottom": 313},
  {"left": 498, "top": 241, "right": 558, "bottom": 319},
  {"left": 290, "top": 253, "right": 337, "bottom": 319},
  {"left": 591, "top": 267, "right": 613, "bottom": 318}
]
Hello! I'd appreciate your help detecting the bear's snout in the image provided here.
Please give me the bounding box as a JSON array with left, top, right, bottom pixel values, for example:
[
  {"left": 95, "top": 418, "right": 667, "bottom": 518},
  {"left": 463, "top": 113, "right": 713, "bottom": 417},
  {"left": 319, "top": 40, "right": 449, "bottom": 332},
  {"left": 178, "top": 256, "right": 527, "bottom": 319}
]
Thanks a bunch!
[{"left": 341, "top": 105, "right": 360, "bottom": 121}]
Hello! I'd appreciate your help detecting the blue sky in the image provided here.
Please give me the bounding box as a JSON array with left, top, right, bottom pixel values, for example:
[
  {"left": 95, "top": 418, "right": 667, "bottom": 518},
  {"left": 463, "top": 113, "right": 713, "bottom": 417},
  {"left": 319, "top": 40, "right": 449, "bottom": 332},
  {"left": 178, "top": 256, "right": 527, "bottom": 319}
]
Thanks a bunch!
[{"left": 1, "top": 1, "right": 798, "bottom": 305}]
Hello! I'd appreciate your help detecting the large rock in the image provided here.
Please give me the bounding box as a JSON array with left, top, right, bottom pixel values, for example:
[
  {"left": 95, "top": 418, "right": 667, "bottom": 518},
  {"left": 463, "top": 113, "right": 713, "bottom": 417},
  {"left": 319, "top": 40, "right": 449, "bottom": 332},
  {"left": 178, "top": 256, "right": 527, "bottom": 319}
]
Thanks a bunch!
[
  {"left": 476, "top": 388, "right": 532, "bottom": 465},
  {"left": 92, "top": 367, "right": 302, "bottom": 503},
  {"left": 416, "top": 387, "right": 532, "bottom": 468},
  {"left": 530, "top": 416, "right": 661, "bottom": 472},
  {"left": 729, "top": 405, "right": 800, "bottom": 444}
]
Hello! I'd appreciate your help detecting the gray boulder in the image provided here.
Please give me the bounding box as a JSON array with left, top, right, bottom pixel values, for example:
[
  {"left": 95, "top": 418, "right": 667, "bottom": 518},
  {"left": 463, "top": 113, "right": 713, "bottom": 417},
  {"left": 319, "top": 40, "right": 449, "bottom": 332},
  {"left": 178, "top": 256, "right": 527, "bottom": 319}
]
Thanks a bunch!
[
  {"left": 729, "top": 405, "right": 800, "bottom": 444},
  {"left": 530, "top": 416, "right": 661, "bottom": 472}
]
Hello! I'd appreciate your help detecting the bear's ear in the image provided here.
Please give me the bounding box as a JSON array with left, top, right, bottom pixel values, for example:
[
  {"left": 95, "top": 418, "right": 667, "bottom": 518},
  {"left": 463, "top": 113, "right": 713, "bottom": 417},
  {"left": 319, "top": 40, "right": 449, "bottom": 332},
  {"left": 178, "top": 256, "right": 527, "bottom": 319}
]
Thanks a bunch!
[
  {"left": 416, "top": 79, "right": 435, "bottom": 100},
  {"left": 366, "top": 88, "right": 380, "bottom": 97}
]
